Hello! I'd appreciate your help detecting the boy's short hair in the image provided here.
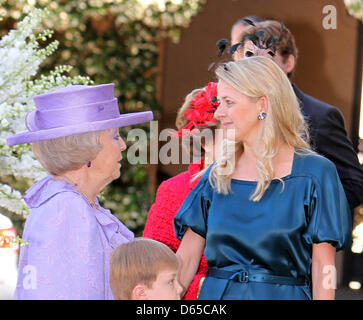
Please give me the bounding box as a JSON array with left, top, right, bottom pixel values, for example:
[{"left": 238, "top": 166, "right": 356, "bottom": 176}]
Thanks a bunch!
[{"left": 110, "top": 238, "right": 179, "bottom": 300}]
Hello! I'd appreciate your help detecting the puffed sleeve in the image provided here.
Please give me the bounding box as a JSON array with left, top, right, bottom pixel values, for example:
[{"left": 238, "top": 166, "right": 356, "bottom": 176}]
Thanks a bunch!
[
  {"left": 174, "top": 167, "right": 213, "bottom": 240},
  {"left": 14, "top": 193, "right": 105, "bottom": 300},
  {"left": 302, "top": 159, "right": 353, "bottom": 251}
]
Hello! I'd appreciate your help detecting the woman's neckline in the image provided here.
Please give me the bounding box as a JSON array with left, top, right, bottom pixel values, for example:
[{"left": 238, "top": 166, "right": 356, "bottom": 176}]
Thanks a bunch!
[
  {"left": 51, "top": 176, "right": 101, "bottom": 210},
  {"left": 231, "top": 151, "right": 298, "bottom": 184}
]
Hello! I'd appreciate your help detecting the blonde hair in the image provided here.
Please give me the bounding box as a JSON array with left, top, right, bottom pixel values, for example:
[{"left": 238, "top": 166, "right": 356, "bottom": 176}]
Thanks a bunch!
[
  {"left": 175, "top": 88, "right": 201, "bottom": 130},
  {"left": 32, "top": 130, "right": 102, "bottom": 175},
  {"left": 109, "top": 238, "right": 179, "bottom": 300},
  {"left": 211, "top": 56, "right": 312, "bottom": 201}
]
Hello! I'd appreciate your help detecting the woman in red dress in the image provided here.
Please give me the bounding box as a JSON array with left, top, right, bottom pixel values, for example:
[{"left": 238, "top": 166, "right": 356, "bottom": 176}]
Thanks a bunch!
[{"left": 143, "top": 83, "right": 221, "bottom": 299}]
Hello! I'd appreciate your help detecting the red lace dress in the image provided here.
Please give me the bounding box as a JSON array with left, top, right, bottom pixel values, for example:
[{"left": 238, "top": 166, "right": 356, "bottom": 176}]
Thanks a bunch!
[{"left": 143, "top": 161, "right": 208, "bottom": 300}]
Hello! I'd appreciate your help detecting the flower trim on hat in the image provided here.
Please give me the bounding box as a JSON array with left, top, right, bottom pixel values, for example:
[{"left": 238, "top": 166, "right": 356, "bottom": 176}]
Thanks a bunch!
[{"left": 174, "top": 82, "right": 219, "bottom": 137}]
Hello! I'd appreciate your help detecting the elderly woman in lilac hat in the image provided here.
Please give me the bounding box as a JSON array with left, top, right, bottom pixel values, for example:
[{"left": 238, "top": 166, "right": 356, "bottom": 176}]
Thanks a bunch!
[{"left": 7, "top": 84, "right": 153, "bottom": 299}]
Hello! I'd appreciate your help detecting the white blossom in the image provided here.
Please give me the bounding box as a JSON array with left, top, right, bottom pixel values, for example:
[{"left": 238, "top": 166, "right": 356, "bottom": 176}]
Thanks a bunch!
[
  {"left": 344, "top": 0, "right": 363, "bottom": 21},
  {"left": 0, "top": 8, "right": 92, "bottom": 216}
]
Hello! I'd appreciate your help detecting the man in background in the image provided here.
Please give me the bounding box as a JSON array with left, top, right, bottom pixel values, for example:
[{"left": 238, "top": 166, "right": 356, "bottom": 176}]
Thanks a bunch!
[{"left": 230, "top": 15, "right": 264, "bottom": 45}]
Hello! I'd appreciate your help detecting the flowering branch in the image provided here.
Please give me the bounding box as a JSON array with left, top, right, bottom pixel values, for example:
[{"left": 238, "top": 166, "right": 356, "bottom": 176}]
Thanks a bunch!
[
  {"left": 344, "top": 0, "right": 363, "bottom": 21},
  {"left": 0, "top": 8, "right": 93, "bottom": 218}
]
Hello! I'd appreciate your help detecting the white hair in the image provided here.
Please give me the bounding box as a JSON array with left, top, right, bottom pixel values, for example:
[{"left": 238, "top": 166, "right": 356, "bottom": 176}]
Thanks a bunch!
[{"left": 32, "top": 130, "right": 102, "bottom": 175}]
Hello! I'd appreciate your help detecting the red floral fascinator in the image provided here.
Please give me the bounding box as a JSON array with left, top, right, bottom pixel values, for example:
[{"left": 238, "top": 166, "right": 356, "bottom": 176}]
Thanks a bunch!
[{"left": 174, "top": 82, "right": 219, "bottom": 137}]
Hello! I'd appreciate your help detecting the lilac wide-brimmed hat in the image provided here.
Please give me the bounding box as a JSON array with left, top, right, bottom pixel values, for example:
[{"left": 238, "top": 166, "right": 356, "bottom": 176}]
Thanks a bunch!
[{"left": 6, "top": 83, "right": 153, "bottom": 146}]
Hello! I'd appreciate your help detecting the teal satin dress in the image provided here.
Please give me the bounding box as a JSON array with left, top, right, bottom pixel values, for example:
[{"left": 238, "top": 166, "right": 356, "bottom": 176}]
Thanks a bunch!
[{"left": 174, "top": 152, "right": 352, "bottom": 300}]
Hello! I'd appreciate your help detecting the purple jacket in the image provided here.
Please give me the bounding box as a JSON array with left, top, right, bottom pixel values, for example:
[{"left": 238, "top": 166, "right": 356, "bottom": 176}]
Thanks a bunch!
[{"left": 14, "top": 176, "right": 134, "bottom": 300}]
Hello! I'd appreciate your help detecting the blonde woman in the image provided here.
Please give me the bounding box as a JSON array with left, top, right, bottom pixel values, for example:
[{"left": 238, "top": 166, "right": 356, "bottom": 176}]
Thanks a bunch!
[
  {"left": 174, "top": 57, "right": 352, "bottom": 300},
  {"left": 232, "top": 20, "right": 363, "bottom": 211},
  {"left": 143, "top": 83, "right": 222, "bottom": 299}
]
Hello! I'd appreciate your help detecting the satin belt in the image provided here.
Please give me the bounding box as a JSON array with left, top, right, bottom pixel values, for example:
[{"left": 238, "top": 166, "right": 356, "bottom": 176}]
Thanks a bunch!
[{"left": 206, "top": 268, "right": 310, "bottom": 286}]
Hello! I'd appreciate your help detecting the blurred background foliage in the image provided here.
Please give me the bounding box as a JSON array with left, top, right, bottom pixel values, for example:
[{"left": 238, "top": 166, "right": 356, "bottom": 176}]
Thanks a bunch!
[{"left": 0, "top": 0, "right": 205, "bottom": 236}]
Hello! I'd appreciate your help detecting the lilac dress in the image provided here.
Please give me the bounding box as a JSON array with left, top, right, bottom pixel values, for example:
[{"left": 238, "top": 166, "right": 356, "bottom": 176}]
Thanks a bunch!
[{"left": 14, "top": 176, "right": 134, "bottom": 300}]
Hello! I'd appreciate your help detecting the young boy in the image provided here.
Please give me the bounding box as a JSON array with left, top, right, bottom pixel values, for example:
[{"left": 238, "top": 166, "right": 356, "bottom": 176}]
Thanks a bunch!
[{"left": 110, "top": 237, "right": 184, "bottom": 300}]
